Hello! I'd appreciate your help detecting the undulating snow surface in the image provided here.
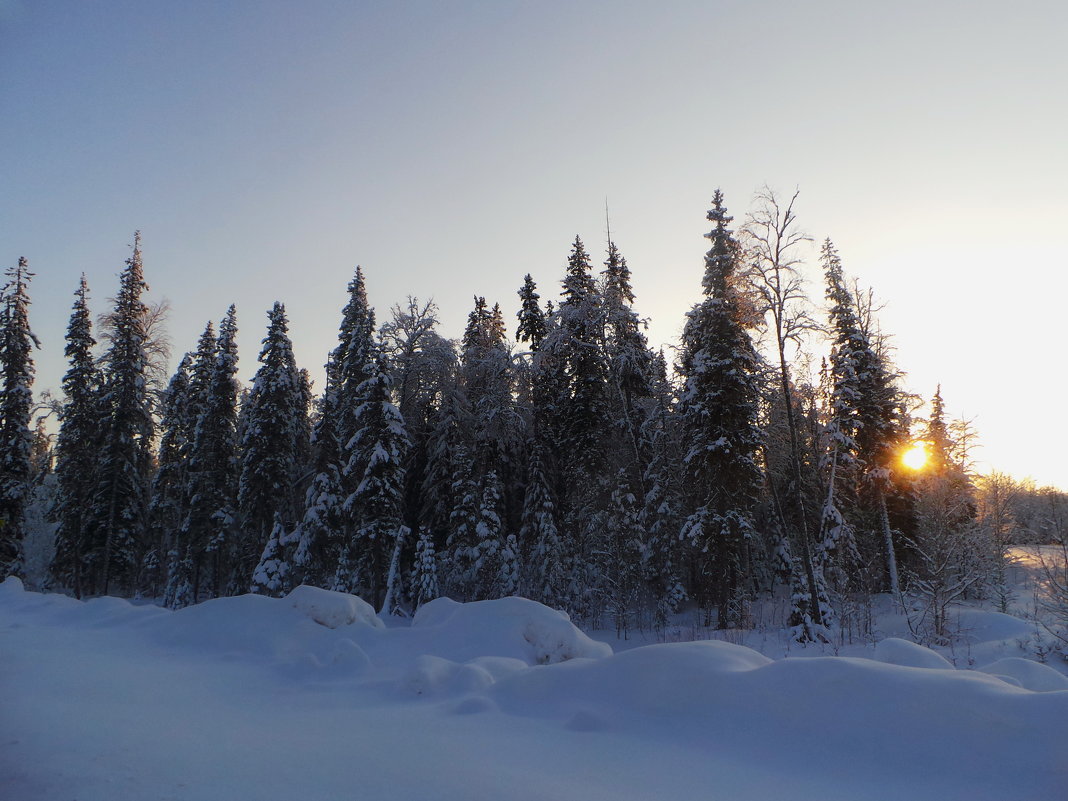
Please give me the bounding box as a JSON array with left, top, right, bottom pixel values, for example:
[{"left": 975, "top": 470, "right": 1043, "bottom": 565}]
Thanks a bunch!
[{"left": 1, "top": 578, "right": 1066, "bottom": 801}]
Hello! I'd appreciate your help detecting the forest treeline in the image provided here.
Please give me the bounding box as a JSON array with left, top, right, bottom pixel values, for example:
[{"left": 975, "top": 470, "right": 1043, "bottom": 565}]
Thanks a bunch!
[{"left": 2, "top": 189, "right": 1066, "bottom": 643}]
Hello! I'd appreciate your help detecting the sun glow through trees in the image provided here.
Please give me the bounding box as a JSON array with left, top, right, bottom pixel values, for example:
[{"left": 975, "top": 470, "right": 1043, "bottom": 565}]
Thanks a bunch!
[{"left": 902, "top": 441, "right": 930, "bottom": 471}]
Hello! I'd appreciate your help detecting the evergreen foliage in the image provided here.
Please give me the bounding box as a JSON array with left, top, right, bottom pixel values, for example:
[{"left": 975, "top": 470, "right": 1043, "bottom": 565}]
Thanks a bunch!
[
  {"left": 0, "top": 257, "right": 37, "bottom": 579},
  {"left": 821, "top": 239, "right": 908, "bottom": 595},
  {"left": 519, "top": 436, "right": 565, "bottom": 606},
  {"left": 86, "top": 234, "right": 156, "bottom": 596},
  {"left": 13, "top": 195, "right": 982, "bottom": 641},
  {"left": 340, "top": 351, "right": 409, "bottom": 608},
  {"left": 251, "top": 513, "right": 293, "bottom": 597},
  {"left": 176, "top": 306, "right": 241, "bottom": 599},
  {"left": 411, "top": 527, "right": 439, "bottom": 608},
  {"left": 677, "top": 192, "right": 764, "bottom": 627},
  {"left": 239, "top": 302, "right": 306, "bottom": 591},
  {"left": 50, "top": 276, "right": 101, "bottom": 596},
  {"left": 146, "top": 353, "right": 194, "bottom": 597},
  {"left": 515, "top": 274, "right": 547, "bottom": 350}
]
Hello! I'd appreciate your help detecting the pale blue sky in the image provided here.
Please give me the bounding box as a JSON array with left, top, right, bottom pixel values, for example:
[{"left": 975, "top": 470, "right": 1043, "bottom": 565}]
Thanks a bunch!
[{"left": 3, "top": 1, "right": 1066, "bottom": 486}]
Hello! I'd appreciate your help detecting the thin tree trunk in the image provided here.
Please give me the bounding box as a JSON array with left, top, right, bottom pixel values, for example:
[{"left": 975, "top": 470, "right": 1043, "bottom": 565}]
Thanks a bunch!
[
  {"left": 379, "top": 525, "right": 408, "bottom": 616},
  {"left": 876, "top": 484, "right": 900, "bottom": 601},
  {"left": 777, "top": 342, "right": 824, "bottom": 631}
]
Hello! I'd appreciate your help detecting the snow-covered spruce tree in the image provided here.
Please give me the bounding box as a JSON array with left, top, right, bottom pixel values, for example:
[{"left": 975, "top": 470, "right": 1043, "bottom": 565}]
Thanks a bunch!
[
  {"left": 50, "top": 276, "right": 102, "bottom": 596},
  {"left": 296, "top": 268, "right": 377, "bottom": 588},
  {"left": 186, "top": 322, "right": 218, "bottom": 434},
  {"left": 145, "top": 353, "right": 194, "bottom": 599},
  {"left": 28, "top": 417, "right": 52, "bottom": 481},
  {"left": 519, "top": 434, "right": 567, "bottom": 606},
  {"left": 553, "top": 237, "right": 609, "bottom": 482},
  {"left": 601, "top": 239, "right": 655, "bottom": 487},
  {"left": 238, "top": 303, "right": 305, "bottom": 592},
  {"left": 411, "top": 526, "right": 439, "bottom": 608},
  {"left": 164, "top": 545, "right": 195, "bottom": 609},
  {"left": 420, "top": 377, "right": 467, "bottom": 595},
  {"left": 460, "top": 295, "right": 522, "bottom": 575},
  {"left": 444, "top": 446, "right": 481, "bottom": 599},
  {"left": 821, "top": 239, "right": 908, "bottom": 596},
  {"left": 327, "top": 268, "right": 377, "bottom": 455},
  {"left": 601, "top": 473, "right": 645, "bottom": 638},
  {"left": 182, "top": 305, "right": 240, "bottom": 598},
  {"left": 513, "top": 272, "right": 547, "bottom": 404},
  {"left": 86, "top": 234, "right": 156, "bottom": 596},
  {"left": 541, "top": 236, "right": 611, "bottom": 615},
  {"left": 516, "top": 274, "right": 548, "bottom": 352},
  {"left": 333, "top": 269, "right": 379, "bottom": 453},
  {"left": 0, "top": 257, "right": 38, "bottom": 579},
  {"left": 296, "top": 367, "right": 314, "bottom": 468},
  {"left": 146, "top": 322, "right": 214, "bottom": 600},
  {"left": 293, "top": 464, "right": 345, "bottom": 588},
  {"left": 250, "top": 513, "right": 292, "bottom": 597},
  {"left": 676, "top": 191, "right": 764, "bottom": 628},
  {"left": 340, "top": 350, "right": 409, "bottom": 609},
  {"left": 462, "top": 298, "right": 518, "bottom": 464},
  {"left": 639, "top": 351, "right": 688, "bottom": 626},
  {"left": 470, "top": 468, "right": 506, "bottom": 598}
]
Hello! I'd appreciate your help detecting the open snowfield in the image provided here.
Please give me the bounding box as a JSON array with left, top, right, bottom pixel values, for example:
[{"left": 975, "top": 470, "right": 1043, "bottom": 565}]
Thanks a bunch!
[{"left": 2, "top": 575, "right": 1067, "bottom": 801}]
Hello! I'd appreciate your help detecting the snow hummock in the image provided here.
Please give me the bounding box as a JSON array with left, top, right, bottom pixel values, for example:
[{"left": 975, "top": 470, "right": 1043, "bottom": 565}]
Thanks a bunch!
[
  {"left": 978, "top": 657, "right": 1068, "bottom": 692},
  {"left": 873, "top": 636, "right": 956, "bottom": 669},
  {"left": 411, "top": 595, "right": 612, "bottom": 664},
  {"left": 2, "top": 577, "right": 1067, "bottom": 801},
  {"left": 286, "top": 583, "right": 383, "bottom": 629}
]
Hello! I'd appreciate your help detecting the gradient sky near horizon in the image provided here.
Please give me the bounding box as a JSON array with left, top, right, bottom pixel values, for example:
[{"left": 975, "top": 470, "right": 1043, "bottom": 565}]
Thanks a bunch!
[{"left": 3, "top": 1, "right": 1067, "bottom": 487}]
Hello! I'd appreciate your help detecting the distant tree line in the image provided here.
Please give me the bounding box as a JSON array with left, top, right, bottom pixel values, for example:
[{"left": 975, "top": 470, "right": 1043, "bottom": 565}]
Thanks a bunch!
[{"left": 2, "top": 191, "right": 1065, "bottom": 642}]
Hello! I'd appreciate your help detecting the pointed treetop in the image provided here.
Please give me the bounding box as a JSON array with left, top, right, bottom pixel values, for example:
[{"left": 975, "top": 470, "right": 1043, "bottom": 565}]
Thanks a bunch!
[
  {"left": 700, "top": 190, "right": 739, "bottom": 298},
  {"left": 603, "top": 240, "right": 635, "bottom": 306},
  {"left": 562, "top": 236, "right": 596, "bottom": 306},
  {"left": 705, "top": 189, "right": 732, "bottom": 231},
  {"left": 516, "top": 274, "right": 547, "bottom": 349}
]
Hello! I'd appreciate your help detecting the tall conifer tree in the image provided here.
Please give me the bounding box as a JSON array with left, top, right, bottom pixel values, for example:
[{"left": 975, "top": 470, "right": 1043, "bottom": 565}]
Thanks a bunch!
[
  {"left": 821, "top": 239, "right": 906, "bottom": 596},
  {"left": 677, "top": 192, "right": 764, "bottom": 627},
  {"left": 340, "top": 351, "right": 409, "bottom": 608},
  {"left": 295, "top": 268, "right": 376, "bottom": 586},
  {"left": 50, "top": 276, "right": 101, "bottom": 596},
  {"left": 88, "top": 234, "right": 156, "bottom": 595},
  {"left": 182, "top": 306, "right": 240, "bottom": 598},
  {"left": 239, "top": 302, "right": 305, "bottom": 591},
  {"left": 147, "top": 353, "right": 194, "bottom": 597},
  {"left": 0, "top": 257, "right": 37, "bottom": 578}
]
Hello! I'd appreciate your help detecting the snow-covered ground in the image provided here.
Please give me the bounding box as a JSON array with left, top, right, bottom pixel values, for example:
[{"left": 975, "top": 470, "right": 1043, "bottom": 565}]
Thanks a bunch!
[{"left": 2, "top": 560, "right": 1066, "bottom": 801}]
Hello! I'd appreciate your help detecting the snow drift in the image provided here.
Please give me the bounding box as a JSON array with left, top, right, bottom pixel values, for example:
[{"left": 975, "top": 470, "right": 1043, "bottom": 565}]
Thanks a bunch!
[{"left": 2, "top": 577, "right": 1066, "bottom": 801}]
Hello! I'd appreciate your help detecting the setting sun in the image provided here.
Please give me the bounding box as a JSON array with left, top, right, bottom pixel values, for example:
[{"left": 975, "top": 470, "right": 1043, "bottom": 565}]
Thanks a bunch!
[{"left": 902, "top": 441, "right": 930, "bottom": 471}]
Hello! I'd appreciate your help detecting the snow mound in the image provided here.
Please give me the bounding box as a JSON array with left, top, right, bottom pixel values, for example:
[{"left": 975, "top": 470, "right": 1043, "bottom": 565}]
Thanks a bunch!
[
  {"left": 149, "top": 593, "right": 332, "bottom": 663},
  {"left": 0, "top": 577, "right": 164, "bottom": 628},
  {"left": 322, "top": 638, "right": 373, "bottom": 673},
  {"left": 977, "top": 658, "right": 1068, "bottom": 692},
  {"left": 0, "top": 575, "right": 24, "bottom": 596},
  {"left": 286, "top": 585, "right": 383, "bottom": 630},
  {"left": 450, "top": 695, "right": 499, "bottom": 715},
  {"left": 953, "top": 607, "right": 1035, "bottom": 641},
  {"left": 411, "top": 596, "right": 611, "bottom": 665},
  {"left": 873, "top": 637, "right": 955, "bottom": 669},
  {"left": 492, "top": 640, "right": 773, "bottom": 719},
  {"left": 399, "top": 654, "right": 497, "bottom": 697}
]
